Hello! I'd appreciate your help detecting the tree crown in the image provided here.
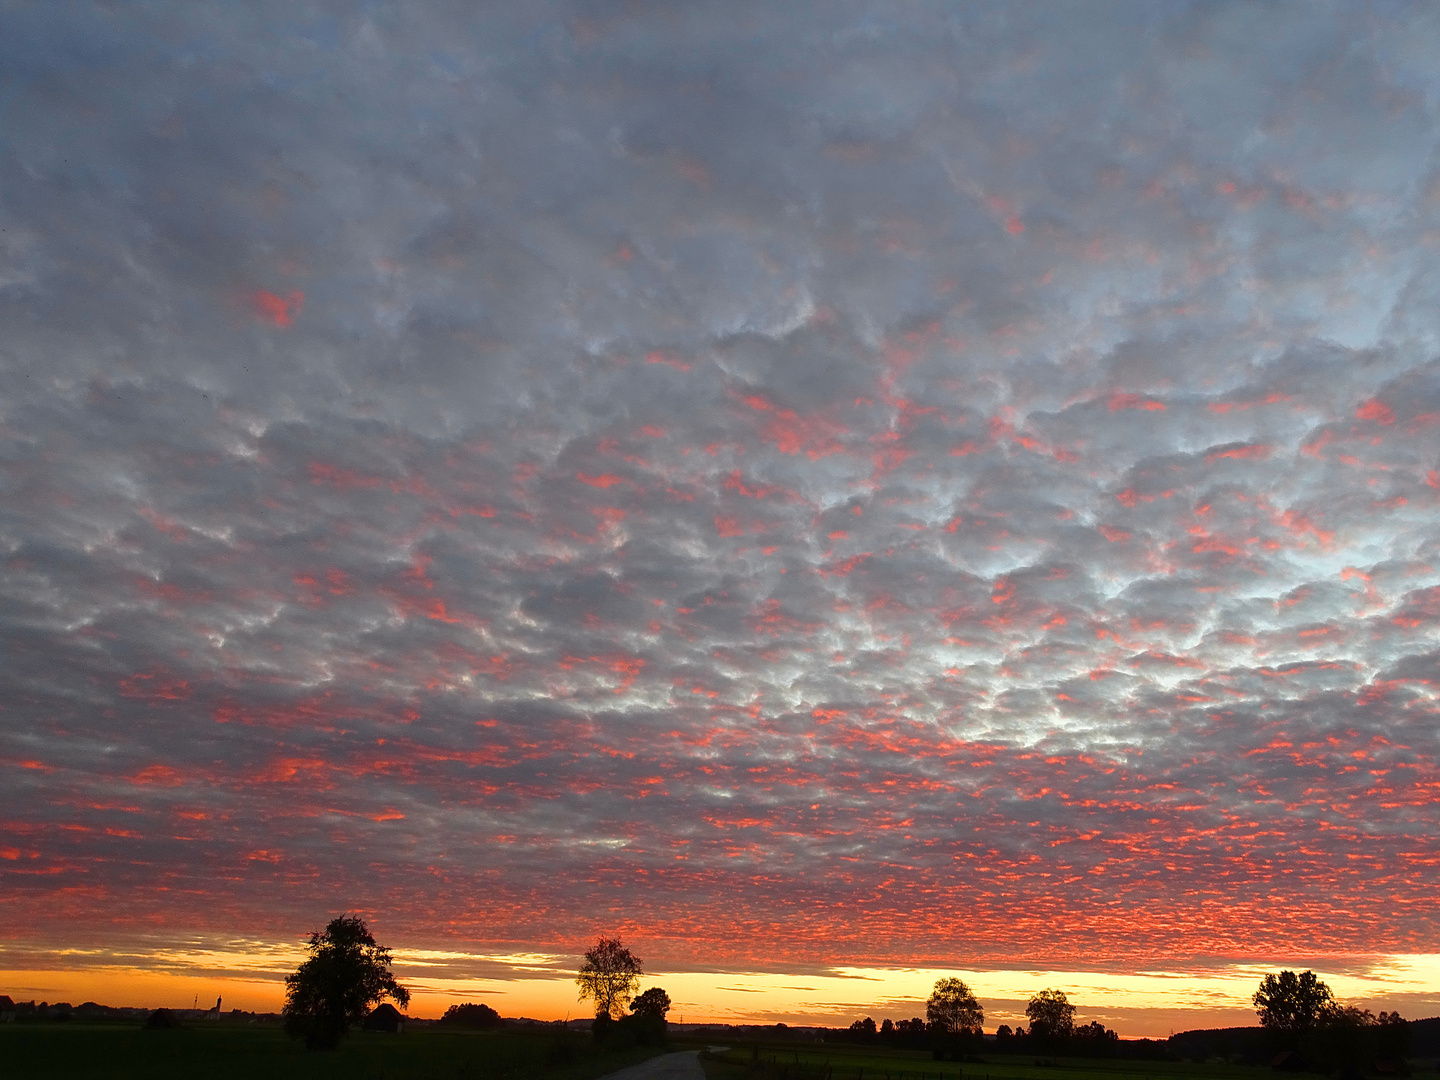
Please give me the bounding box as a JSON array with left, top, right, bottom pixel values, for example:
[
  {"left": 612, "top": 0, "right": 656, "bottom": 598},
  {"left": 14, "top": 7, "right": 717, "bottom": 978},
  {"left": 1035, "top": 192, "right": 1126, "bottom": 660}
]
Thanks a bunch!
[
  {"left": 439, "top": 1001, "right": 503, "bottom": 1029},
  {"left": 575, "top": 936, "right": 642, "bottom": 1020},
  {"left": 1026, "top": 988, "right": 1075, "bottom": 1040},
  {"left": 1253, "top": 970, "right": 1335, "bottom": 1032},
  {"left": 630, "top": 987, "right": 672, "bottom": 1019},
  {"left": 282, "top": 915, "right": 409, "bottom": 1051},
  {"left": 926, "top": 976, "right": 984, "bottom": 1035}
]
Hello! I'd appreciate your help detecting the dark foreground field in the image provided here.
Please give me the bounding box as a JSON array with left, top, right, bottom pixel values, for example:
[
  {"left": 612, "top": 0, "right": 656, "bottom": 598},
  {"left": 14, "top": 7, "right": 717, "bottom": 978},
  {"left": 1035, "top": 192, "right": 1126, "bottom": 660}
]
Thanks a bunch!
[
  {"left": 697, "top": 1043, "right": 1440, "bottom": 1080},
  {"left": 0, "top": 1022, "right": 669, "bottom": 1080},
  {"left": 6, "top": 1026, "right": 1440, "bottom": 1080}
]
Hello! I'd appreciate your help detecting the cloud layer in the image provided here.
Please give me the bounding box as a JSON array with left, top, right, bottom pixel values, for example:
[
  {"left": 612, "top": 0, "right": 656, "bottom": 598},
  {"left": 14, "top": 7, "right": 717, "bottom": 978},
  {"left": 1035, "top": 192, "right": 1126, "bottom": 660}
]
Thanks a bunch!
[{"left": 4, "top": 1, "right": 1440, "bottom": 1013}]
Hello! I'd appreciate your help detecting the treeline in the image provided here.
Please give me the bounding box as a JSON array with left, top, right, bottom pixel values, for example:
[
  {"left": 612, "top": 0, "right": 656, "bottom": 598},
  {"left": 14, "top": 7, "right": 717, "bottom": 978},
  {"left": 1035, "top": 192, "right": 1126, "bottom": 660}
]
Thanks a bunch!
[
  {"left": 1168, "top": 1015, "right": 1433, "bottom": 1071},
  {"left": 0, "top": 996, "right": 279, "bottom": 1025},
  {"left": 0, "top": 997, "right": 149, "bottom": 1023},
  {"left": 1164, "top": 970, "right": 1418, "bottom": 1073},
  {"left": 830, "top": 970, "right": 1428, "bottom": 1068},
  {"left": 833, "top": 1014, "right": 1149, "bottom": 1060},
  {"left": 831, "top": 982, "right": 1135, "bottom": 1062}
]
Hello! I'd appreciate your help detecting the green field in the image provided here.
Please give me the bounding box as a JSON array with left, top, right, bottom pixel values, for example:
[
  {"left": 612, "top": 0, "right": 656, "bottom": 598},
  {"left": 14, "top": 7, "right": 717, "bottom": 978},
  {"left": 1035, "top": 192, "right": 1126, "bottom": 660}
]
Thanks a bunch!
[
  {"left": 699, "top": 1043, "right": 1440, "bottom": 1080},
  {"left": 4, "top": 1027, "right": 1437, "bottom": 1080},
  {"left": 0, "top": 1022, "right": 669, "bottom": 1080}
]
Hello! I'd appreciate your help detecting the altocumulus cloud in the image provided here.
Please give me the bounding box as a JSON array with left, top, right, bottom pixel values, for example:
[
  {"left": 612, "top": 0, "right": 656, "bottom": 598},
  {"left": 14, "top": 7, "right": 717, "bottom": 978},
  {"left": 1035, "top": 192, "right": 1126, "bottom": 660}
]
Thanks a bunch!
[{"left": 3, "top": 0, "right": 1440, "bottom": 1001}]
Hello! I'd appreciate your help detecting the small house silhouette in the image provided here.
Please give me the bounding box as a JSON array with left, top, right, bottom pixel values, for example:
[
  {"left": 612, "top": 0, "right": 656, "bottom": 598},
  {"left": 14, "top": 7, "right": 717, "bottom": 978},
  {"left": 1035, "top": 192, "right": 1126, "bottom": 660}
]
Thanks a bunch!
[
  {"left": 145, "top": 1008, "right": 179, "bottom": 1030},
  {"left": 362, "top": 1002, "right": 406, "bottom": 1034}
]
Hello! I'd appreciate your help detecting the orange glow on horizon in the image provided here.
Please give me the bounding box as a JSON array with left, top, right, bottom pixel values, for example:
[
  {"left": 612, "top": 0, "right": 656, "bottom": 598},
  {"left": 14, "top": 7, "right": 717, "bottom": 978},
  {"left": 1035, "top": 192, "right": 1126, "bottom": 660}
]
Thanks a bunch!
[{"left": 7, "top": 954, "right": 1437, "bottom": 1037}]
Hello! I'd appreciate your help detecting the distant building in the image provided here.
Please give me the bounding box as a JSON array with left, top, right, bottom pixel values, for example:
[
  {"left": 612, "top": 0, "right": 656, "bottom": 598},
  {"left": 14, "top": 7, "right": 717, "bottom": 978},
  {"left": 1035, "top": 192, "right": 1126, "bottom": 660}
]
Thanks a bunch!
[
  {"left": 145, "top": 1008, "right": 180, "bottom": 1029},
  {"left": 362, "top": 1003, "right": 406, "bottom": 1034}
]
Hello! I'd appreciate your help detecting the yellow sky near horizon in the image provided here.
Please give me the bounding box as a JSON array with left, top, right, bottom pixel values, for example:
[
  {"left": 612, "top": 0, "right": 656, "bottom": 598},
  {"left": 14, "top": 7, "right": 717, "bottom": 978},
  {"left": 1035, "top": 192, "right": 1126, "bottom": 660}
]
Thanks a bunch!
[{"left": 5, "top": 952, "right": 1439, "bottom": 1038}]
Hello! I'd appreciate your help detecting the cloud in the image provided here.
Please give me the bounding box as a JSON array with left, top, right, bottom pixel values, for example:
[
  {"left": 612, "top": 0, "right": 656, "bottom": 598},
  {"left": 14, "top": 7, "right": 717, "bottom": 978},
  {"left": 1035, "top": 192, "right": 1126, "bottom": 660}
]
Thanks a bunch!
[{"left": 2, "top": 0, "right": 1440, "bottom": 1023}]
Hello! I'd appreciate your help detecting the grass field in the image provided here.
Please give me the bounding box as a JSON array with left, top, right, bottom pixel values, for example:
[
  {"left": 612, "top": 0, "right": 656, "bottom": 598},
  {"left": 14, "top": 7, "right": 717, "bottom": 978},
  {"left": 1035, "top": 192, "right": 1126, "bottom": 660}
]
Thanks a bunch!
[
  {"left": 698, "top": 1043, "right": 1440, "bottom": 1080},
  {"left": 5, "top": 1026, "right": 1438, "bottom": 1080},
  {"left": 0, "top": 1022, "right": 669, "bottom": 1080}
]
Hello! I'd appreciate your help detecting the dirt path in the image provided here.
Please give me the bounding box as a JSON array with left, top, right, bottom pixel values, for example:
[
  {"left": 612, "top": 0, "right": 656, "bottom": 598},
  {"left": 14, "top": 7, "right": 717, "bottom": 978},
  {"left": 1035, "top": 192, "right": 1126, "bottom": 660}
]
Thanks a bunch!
[{"left": 594, "top": 1049, "right": 709, "bottom": 1080}]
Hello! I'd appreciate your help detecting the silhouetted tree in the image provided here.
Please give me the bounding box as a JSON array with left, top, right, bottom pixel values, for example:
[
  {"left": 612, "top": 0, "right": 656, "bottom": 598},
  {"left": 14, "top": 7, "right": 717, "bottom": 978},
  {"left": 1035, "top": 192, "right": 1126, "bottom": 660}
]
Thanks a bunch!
[
  {"left": 622, "top": 986, "right": 672, "bottom": 1046},
  {"left": 1026, "top": 989, "right": 1075, "bottom": 1042},
  {"left": 1309, "top": 1004, "right": 1411, "bottom": 1071},
  {"left": 1316, "top": 1004, "right": 1379, "bottom": 1072},
  {"left": 927, "top": 977, "right": 984, "bottom": 1035},
  {"left": 576, "top": 937, "right": 642, "bottom": 1022},
  {"left": 282, "top": 915, "right": 409, "bottom": 1051},
  {"left": 1074, "top": 1019, "right": 1119, "bottom": 1045},
  {"left": 1330, "top": 1006, "right": 1374, "bottom": 1028},
  {"left": 1253, "top": 971, "right": 1335, "bottom": 1033},
  {"left": 848, "top": 1016, "right": 878, "bottom": 1041},
  {"left": 880, "top": 1018, "right": 895, "bottom": 1038},
  {"left": 439, "top": 1002, "right": 503, "bottom": 1029},
  {"left": 995, "top": 1023, "right": 1013, "bottom": 1040},
  {"left": 1375, "top": 1010, "right": 1411, "bottom": 1058},
  {"left": 631, "top": 987, "right": 671, "bottom": 1020},
  {"left": 926, "top": 977, "right": 983, "bottom": 1061},
  {"left": 878, "top": 1016, "right": 926, "bottom": 1050}
]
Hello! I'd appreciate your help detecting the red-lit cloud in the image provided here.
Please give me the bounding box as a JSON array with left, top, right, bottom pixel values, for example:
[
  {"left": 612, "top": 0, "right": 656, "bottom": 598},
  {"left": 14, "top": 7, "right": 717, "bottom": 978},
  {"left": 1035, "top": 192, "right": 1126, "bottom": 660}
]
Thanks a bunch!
[
  {"left": 252, "top": 289, "right": 305, "bottom": 327},
  {"left": 3, "top": 0, "right": 1440, "bottom": 1032}
]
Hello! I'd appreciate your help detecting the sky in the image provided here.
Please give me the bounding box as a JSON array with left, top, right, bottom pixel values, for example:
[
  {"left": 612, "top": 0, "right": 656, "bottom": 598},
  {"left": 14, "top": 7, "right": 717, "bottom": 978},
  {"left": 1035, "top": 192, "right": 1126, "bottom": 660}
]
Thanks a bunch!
[{"left": 3, "top": 0, "right": 1440, "bottom": 1037}]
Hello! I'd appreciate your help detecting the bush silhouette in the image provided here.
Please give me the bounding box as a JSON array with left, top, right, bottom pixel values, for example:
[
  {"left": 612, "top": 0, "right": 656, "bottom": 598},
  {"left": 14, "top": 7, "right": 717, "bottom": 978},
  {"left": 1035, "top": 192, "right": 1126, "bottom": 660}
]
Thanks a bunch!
[{"left": 439, "top": 1002, "right": 504, "bottom": 1029}]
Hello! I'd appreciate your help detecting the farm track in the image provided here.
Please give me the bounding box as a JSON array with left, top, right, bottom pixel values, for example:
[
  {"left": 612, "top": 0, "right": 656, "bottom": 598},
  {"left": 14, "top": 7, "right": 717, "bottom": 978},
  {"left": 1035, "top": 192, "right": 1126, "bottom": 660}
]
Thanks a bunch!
[{"left": 596, "top": 1049, "right": 707, "bottom": 1080}]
